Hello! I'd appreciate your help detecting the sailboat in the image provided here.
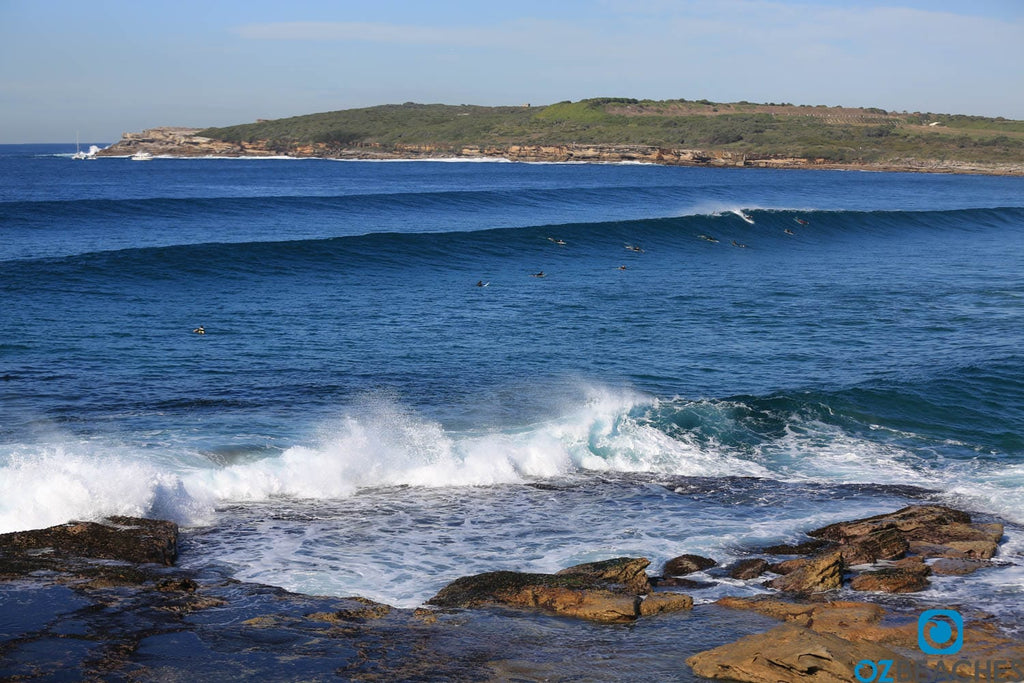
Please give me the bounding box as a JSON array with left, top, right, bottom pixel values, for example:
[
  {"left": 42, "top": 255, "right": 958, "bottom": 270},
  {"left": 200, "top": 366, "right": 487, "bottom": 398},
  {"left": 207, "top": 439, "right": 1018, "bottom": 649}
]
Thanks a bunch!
[{"left": 71, "top": 132, "right": 88, "bottom": 160}]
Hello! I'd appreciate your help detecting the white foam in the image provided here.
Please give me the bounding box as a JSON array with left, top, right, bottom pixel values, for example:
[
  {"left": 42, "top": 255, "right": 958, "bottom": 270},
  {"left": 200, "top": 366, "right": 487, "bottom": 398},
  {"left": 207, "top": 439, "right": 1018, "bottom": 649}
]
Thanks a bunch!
[
  {"left": 3, "top": 391, "right": 1021, "bottom": 537},
  {"left": 184, "top": 388, "right": 768, "bottom": 501},
  {"left": 0, "top": 442, "right": 212, "bottom": 534}
]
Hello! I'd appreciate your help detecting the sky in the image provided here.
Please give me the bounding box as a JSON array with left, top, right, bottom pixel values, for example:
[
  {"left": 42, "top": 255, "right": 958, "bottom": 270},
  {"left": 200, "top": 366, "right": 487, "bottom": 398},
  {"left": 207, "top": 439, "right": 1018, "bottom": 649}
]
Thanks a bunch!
[{"left": 1, "top": 0, "right": 1022, "bottom": 143}]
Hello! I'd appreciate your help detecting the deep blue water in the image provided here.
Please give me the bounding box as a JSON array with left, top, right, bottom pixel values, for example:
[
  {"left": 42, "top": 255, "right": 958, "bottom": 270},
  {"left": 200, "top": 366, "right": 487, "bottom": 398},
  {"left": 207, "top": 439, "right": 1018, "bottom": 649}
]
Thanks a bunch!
[{"left": 1, "top": 145, "right": 1022, "bottom": 618}]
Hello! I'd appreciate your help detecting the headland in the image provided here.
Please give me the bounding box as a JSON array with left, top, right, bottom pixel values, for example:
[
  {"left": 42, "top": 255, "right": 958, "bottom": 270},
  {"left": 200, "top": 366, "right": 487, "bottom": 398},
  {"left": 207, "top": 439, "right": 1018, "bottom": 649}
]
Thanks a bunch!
[{"left": 95, "top": 98, "right": 1024, "bottom": 176}]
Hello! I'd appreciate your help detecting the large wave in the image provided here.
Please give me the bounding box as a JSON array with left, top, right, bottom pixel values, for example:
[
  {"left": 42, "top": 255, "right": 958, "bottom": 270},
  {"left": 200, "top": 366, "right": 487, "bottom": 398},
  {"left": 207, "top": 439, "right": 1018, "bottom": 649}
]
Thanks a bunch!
[
  {"left": 4, "top": 205, "right": 1023, "bottom": 277},
  {"left": 3, "top": 384, "right": 1022, "bottom": 534}
]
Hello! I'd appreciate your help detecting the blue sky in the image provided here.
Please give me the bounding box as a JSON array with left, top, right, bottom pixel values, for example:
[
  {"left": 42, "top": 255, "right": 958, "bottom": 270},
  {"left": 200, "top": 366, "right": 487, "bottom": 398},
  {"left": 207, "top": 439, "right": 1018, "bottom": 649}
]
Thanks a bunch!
[{"left": 1, "top": 0, "right": 1022, "bottom": 143}]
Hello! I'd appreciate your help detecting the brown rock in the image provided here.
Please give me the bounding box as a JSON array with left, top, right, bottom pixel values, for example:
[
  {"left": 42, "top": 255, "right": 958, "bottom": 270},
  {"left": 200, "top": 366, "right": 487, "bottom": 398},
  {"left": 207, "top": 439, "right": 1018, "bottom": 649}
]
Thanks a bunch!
[
  {"left": 729, "top": 559, "right": 770, "bottom": 580},
  {"left": 930, "top": 558, "right": 992, "bottom": 576},
  {"left": 945, "top": 540, "right": 999, "bottom": 559},
  {"left": 502, "top": 585, "right": 640, "bottom": 623},
  {"left": 808, "top": 505, "right": 970, "bottom": 542},
  {"left": 976, "top": 523, "right": 1006, "bottom": 543},
  {"left": 654, "top": 576, "right": 716, "bottom": 589},
  {"left": 663, "top": 554, "right": 717, "bottom": 576},
  {"left": 909, "top": 536, "right": 998, "bottom": 560},
  {"left": 806, "top": 603, "right": 888, "bottom": 637},
  {"left": 156, "top": 577, "right": 198, "bottom": 593},
  {"left": 907, "top": 540, "right": 969, "bottom": 558},
  {"left": 687, "top": 623, "right": 908, "bottom": 682},
  {"left": 555, "top": 556, "right": 651, "bottom": 594},
  {"left": 839, "top": 527, "right": 909, "bottom": 565},
  {"left": 904, "top": 522, "right": 1002, "bottom": 544},
  {"left": 0, "top": 516, "right": 178, "bottom": 566},
  {"left": 770, "top": 558, "right": 810, "bottom": 575},
  {"left": 639, "top": 592, "right": 693, "bottom": 616},
  {"left": 412, "top": 607, "right": 439, "bottom": 624},
  {"left": 426, "top": 570, "right": 641, "bottom": 623},
  {"left": 716, "top": 596, "right": 816, "bottom": 626},
  {"left": 760, "top": 539, "right": 834, "bottom": 555},
  {"left": 849, "top": 564, "right": 931, "bottom": 593},
  {"left": 768, "top": 551, "right": 843, "bottom": 594},
  {"left": 307, "top": 597, "right": 392, "bottom": 622}
]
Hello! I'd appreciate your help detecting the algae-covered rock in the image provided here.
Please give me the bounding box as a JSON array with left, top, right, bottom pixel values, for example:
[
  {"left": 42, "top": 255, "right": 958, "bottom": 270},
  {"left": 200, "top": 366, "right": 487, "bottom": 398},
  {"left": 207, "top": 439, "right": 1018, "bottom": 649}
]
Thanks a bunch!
[{"left": 0, "top": 516, "right": 178, "bottom": 566}]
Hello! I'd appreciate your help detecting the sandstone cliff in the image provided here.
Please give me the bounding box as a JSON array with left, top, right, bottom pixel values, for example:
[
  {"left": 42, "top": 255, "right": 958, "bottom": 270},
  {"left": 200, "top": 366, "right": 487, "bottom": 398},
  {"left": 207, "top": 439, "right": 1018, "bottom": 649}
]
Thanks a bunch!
[{"left": 96, "top": 126, "right": 1024, "bottom": 175}]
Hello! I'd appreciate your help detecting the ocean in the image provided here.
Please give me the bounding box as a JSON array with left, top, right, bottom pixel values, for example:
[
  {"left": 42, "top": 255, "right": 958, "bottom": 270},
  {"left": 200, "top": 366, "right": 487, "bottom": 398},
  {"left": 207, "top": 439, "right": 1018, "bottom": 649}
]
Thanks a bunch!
[{"left": 1, "top": 145, "right": 1022, "bottom": 629}]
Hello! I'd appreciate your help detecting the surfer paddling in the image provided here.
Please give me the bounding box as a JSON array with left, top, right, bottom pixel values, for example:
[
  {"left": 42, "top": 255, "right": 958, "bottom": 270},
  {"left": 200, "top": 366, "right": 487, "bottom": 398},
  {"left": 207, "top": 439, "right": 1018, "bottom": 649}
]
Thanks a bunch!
[
  {"left": 547, "top": 237, "right": 567, "bottom": 245},
  {"left": 532, "top": 271, "right": 546, "bottom": 278},
  {"left": 192, "top": 326, "right": 205, "bottom": 335}
]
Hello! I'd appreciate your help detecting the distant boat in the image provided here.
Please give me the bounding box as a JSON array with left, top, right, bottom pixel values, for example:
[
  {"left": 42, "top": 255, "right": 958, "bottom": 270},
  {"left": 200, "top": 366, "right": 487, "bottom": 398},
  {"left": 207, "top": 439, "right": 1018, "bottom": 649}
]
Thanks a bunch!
[
  {"left": 131, "top": 151, "right": 153, "bottom": 161},
  {"left": 71, "top": 132, "right": 87, "bottom": 160}
]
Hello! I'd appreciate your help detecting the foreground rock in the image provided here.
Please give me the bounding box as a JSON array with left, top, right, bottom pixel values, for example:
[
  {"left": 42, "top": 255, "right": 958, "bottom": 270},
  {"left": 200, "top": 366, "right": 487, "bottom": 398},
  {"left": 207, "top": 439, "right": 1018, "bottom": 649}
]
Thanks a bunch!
[
  {"left": 691, "top": 595, "right": 1024, "bottom": 682},
  {"left": 555, "top": 556, "right": 652, "bottom": 593},
  {"left": 767, "top": 551, "right": 843, "bottom": 594},
  {"left": 663, "top": 554, "right": 717, "bottom": 577},
  {"left": 808, "top": 504, "right": 1003, "bottom": 561},
  {"left": 0, "top": 516, "right": 177, "bottom": 567},
  {"left": 848, "top": 557, "right": 932, "bottom": 593},
  {"left": 688, "top": 623, "right": 906, "bottom": 683},
  {"left": 427, "top": 557, "right": 692, "bottom": 623},
  {"left": 759, "top": 505, "right": 1005, "bottom": 594}
]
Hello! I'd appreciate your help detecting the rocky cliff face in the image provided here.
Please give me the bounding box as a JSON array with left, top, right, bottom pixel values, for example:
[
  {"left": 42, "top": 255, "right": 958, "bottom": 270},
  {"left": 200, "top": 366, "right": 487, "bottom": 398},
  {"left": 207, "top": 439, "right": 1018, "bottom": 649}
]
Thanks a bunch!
[{"left": 96, "top": 127, "right": 1024, "bottom": 175}]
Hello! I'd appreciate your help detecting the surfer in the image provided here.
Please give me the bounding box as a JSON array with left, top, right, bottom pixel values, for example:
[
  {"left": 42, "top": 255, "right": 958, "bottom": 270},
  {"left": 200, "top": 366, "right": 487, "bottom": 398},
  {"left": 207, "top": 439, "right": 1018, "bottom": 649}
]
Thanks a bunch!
[
  {"left": 784, "top": 228, "right": 795, "bottom": 235},
  {"left": 532, "top": 271, "right": 546, "bottom": 278},
  {"left": 625, "top": 244, "right": 644, "bottom": 253},
  {"left": 475, "top": 280, "right": 488, "bottom": 287},
  {"left": 734, "top": 210, "right": 755, "bottom": 224},
  {"left": 731, "top": 240, "right": 748, "bottom": 248},
  {"left": 193, "top": 326, "right": 205, "bottom": 335},
  {"left": 794, "top": 218, "right": 809, "bottom": 226},
  {"left": 699, "top": 234, "right": 718, "bottom": 243},
  {"left": 547, "top": 237, "right": 567, "bottom": 245}
]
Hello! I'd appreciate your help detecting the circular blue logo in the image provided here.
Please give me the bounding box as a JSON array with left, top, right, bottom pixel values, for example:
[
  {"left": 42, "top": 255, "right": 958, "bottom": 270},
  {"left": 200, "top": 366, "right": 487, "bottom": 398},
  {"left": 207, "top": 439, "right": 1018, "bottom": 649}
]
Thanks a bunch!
[{"left": 917, "top": 609, "right": 964, "bottom": 655}]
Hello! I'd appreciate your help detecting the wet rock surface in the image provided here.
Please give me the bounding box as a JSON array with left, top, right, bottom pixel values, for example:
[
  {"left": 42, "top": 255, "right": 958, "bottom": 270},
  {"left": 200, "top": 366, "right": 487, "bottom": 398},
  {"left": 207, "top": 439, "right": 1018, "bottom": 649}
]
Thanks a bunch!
[
  {"left": 1, "top": 505, "right": 1019, "bottom": 681},
  {"left": 693, "top": 595, "right": 1024, "bottom": 683},
  {"left": 427, "top": 557, "right": 688, "bottom": 623},
  {"left": 767, "top": 551, "right": 844, "bottom": 594},
  {"left": 756, "top": 505, "right": 1007, "bottom": 594},
  {"left": 0, "top": 516, "right": 178, "bottom": 567},
  {"left": 663, "top": 554, "right": 718, "bottom": 577}
]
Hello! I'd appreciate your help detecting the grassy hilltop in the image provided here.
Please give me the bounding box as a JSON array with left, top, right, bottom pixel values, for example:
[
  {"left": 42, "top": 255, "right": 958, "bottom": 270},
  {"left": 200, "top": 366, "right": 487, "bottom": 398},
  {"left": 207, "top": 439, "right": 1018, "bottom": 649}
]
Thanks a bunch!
[{"left": 197, "top": 97, "right": 1024, "bottom": 166}]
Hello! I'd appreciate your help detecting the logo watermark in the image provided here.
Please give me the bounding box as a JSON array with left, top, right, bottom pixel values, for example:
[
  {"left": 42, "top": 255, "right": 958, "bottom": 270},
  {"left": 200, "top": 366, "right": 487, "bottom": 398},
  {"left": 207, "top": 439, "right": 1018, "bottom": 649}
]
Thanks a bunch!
[
  {"left": 854, "top": 609, "right": 1024, "bottom": 683},
  {"left": 918, "top": 609, "right": 964, "bottom": 656}
]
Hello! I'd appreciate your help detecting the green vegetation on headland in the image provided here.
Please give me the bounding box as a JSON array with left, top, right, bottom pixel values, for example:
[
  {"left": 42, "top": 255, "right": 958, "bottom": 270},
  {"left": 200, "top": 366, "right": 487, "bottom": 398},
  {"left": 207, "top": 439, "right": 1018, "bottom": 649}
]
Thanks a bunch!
[{"left": 105, "top": 97, "right": 1024, "bottom": 173}]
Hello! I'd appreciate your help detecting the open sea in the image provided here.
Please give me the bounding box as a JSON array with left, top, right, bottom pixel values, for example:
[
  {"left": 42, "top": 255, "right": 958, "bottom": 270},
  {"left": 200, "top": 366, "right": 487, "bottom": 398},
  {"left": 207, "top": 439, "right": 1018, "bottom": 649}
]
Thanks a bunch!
[{"left": 1, "top": 145, "right": 1023, "bottom": 632}]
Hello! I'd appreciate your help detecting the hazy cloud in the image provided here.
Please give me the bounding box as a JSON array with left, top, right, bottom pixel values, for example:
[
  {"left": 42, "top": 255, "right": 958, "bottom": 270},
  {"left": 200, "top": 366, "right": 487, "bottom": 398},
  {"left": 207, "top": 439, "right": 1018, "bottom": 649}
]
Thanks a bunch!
[{"left": 233, "top": 21, "right": 515, "bottom": 47}]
